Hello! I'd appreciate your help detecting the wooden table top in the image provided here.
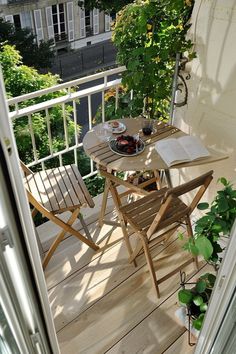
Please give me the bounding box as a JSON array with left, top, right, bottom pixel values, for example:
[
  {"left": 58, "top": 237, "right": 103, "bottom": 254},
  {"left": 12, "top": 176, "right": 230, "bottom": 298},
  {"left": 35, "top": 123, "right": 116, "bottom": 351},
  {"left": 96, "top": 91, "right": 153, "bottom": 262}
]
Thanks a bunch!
[{"left": 83, "top": 117, "right": 227, "bottom": 172}]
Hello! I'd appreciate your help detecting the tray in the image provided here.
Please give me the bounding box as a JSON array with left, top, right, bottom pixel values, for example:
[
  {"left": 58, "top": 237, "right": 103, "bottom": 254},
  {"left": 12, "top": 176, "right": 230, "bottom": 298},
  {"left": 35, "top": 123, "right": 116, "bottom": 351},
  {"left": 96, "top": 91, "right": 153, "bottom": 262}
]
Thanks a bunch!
[{"left": 109, "top": 138, "right": 145, "bottom": 157}]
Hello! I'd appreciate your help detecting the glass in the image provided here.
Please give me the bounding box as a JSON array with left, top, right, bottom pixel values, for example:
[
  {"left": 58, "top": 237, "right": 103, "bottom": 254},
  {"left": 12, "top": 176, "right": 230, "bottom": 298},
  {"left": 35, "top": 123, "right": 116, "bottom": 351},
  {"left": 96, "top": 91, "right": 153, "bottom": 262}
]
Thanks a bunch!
[
  {"left": 95, "top": 124, "right": 112, "bottom": 142},
  {"left": 142, "top": 119, "right": 153, "bottom": 135}
]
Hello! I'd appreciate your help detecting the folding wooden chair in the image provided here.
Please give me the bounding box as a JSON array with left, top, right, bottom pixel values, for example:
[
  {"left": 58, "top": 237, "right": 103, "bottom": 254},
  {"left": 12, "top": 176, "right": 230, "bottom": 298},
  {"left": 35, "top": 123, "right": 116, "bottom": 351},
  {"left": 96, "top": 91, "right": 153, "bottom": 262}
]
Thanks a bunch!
[
  {"left": 118, "top": 170, "right": 214, "bottom": 298},
  {"left": 21, "top": 162, "right": 99, "bottom": 269},
  {"left": 98, "top": 168, "right": 161, "bottom": 227}
]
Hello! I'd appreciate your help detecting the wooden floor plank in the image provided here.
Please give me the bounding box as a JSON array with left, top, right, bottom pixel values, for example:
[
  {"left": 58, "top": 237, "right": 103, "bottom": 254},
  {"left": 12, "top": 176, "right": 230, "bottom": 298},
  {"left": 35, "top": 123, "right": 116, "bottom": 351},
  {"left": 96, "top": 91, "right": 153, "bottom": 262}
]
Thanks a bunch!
[
  {"left": 162, "top": 331, "right": 194, "bottom": 354},
  {"left": 43, "top": 202, "right": 206, "bottom": 354},
  {"left": 49, "top": 231, "right": 182, "bottom": 332},
  {"left": 56, "top": 240, "right": 204, "bottom": 353},
  {"left": 105, "top": 265, "right": 211, "bottom": 354}
]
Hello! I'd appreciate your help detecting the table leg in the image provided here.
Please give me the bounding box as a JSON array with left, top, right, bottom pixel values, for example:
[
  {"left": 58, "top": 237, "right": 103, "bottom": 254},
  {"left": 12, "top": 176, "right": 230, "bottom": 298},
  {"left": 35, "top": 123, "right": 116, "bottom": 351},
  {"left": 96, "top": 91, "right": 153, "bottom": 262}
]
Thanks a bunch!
[
  {"left": 99, "top": 177, "right": 111, "bottom": 227},
  {"left": 154, "top": 169, "right": 161, "bottom": 190},
  {"left": 164, "top": 169, "right": 173, "bottom": 188}
]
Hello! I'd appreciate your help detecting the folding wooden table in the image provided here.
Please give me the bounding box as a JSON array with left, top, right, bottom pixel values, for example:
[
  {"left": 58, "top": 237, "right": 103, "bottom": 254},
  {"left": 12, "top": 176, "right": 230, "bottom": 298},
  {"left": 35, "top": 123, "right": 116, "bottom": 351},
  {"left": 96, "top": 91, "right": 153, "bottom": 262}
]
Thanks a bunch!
[{"left": 83, "top": 117, "right": 227, "bottom": 227}]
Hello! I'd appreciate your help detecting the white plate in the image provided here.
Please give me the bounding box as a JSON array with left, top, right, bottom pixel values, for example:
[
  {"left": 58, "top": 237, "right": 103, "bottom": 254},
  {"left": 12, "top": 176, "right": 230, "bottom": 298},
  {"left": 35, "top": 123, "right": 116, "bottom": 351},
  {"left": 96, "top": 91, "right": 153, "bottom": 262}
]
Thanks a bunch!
[{"left": 105, "top": 121, "right": 126, "bottom": 134}]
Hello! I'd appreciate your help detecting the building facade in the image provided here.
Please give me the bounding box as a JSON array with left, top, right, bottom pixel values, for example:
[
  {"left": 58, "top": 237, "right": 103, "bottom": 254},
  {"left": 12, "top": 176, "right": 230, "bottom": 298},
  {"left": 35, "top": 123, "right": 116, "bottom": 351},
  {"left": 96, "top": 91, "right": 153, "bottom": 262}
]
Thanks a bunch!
[{"left": 0, "top": 0, "right": 112, "bottom": 51}]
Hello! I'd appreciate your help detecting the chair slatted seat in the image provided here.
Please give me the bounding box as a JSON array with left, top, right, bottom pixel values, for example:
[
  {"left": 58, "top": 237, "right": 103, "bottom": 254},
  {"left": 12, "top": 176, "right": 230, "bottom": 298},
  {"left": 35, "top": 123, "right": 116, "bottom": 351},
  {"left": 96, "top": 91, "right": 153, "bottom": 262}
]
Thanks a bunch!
[
  {"left": 21, "top": 162, "right": 99, "bottom": 269},
  {"left": 118, "top": 170, "right": 214, "bottom": 298},
  {"left": 24, "top": 165, "right": 94, "bottom": 213}
]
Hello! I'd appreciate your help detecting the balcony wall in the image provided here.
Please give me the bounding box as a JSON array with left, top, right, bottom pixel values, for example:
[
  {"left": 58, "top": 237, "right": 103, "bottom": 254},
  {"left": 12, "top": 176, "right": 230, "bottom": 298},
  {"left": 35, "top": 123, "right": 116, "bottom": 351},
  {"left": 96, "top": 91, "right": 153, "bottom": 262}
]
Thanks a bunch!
[{"left": 173, "top": 0, "right": 236, "bottom": 198}]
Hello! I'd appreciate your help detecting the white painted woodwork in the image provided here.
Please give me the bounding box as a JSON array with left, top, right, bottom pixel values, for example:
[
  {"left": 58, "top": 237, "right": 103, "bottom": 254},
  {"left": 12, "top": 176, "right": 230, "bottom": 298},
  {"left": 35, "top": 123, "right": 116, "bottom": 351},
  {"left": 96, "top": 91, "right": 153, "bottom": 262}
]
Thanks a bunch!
[
  {"left": 45, "top": 7, "right": 55, "bottom": 42},
  {"left": 5, "top": 15, "right": 13, "bottom": 23},
  {"left": 105, "top": 13, "right": 111, "bottom": 32},
  {"left": 20, "top": 12, "right": 32, "bottom": 29},
  {"left": 66, "top": 2, "right": 74, "bottom": 42},
  {"left": 79, "top": 7, "right": 85, "bottom": 38},
  {"left": 93, "top": 8, "right": 99, "bottom": 35},
  {"left": 34, "top": 9, "right": 44, "bottom": 43}
]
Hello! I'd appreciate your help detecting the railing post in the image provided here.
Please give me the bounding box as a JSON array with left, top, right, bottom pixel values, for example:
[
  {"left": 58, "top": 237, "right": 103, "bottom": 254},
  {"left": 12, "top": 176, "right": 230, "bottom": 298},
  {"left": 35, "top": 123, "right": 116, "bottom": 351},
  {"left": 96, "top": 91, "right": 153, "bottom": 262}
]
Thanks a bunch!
[{"left": 169, "top": 53, "right": 180, "bottom": 125}]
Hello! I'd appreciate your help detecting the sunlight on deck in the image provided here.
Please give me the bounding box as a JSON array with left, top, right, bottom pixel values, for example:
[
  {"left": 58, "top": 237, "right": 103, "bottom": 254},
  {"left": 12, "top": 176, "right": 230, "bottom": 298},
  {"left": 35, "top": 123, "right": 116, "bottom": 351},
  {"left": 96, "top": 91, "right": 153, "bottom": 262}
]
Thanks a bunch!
[{"left": 37, "top": 198, "right": 209, "bottom": 354}]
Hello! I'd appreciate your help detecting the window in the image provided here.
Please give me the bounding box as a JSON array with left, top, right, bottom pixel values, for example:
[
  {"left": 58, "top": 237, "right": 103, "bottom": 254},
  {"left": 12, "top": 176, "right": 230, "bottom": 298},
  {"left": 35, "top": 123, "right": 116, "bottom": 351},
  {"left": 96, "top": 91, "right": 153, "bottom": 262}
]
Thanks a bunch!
[
  {"left": 52, "top": 3, "right": 66, "bottom": 42},
  {"left": 13, "top": 14, "right": 21, "bottom": 29},
  {"left": 5, "top": 12, "right": 32, "bottom": 30},
  {"left": 85, "top": 9, "right": 92, "bottom": 36}
]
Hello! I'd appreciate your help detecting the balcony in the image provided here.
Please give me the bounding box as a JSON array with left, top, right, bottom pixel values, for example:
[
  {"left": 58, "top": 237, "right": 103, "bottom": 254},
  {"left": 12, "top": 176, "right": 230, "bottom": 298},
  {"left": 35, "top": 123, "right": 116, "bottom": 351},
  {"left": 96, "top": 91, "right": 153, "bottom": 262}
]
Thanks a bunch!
[{"left": 6, "top": 65, "right": 213, "bottom": 353}]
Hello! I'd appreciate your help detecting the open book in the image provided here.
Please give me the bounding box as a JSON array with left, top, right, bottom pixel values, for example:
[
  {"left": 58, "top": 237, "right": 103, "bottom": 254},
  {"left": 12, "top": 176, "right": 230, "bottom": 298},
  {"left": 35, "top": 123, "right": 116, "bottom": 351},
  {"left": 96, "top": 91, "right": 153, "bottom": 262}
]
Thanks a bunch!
[{"left": 155, "top": 136, "right": 210, "bottom": 167}]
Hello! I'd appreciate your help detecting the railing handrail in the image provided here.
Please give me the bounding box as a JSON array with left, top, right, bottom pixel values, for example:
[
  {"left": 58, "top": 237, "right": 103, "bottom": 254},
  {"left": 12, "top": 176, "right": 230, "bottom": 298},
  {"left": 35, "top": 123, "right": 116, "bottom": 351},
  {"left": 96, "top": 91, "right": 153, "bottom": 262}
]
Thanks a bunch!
[
  {"left": 7, "top": 66, "right": 126, "bottom": 106},
  {"left": 9, "top": 79, "right": 122, "bottom": 120}
]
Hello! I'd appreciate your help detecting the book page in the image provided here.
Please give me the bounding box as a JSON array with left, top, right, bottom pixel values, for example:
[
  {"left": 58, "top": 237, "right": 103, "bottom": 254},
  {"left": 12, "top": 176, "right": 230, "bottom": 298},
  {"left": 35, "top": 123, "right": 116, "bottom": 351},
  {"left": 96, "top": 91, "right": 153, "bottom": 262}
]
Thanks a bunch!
[
  {"left": 177, "top": 136, "right": 210, "bottom": 161},
  {"left": 155, "top": 138, "right": 190, "bottom": 166}
]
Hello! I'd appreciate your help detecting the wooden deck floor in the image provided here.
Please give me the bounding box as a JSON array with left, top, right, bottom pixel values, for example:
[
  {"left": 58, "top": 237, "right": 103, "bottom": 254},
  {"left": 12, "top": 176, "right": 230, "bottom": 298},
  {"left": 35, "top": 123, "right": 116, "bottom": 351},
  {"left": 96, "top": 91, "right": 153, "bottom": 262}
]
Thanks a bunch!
[{"left": 38, "top": 196, "right": 209, "bottom": 354}]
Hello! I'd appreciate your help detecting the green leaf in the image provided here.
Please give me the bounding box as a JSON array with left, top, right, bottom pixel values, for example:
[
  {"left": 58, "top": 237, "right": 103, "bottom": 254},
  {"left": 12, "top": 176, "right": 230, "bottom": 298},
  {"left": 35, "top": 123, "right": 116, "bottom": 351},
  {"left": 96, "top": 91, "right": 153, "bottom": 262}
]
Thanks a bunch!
[
  {"left": 217, "top": 177, "right": 228, "bottom": 186},
  {"left": 192, "top": 314, "right": 205, "bottom": 330},
  {"left": 197, "top": 202, "right": 209, "bottom": 210},
  {"left": 178, "top": 289, "right": 193, "bottom": 304},
  {"left": 200, "top": 303, "right": 208, "bottom": 312},
  {"left": 195, "top": 236, "right": 213, "bottom": 260},
  {"left": 218, "top": 197, "right": 229, "bottom": 212},
  {"left": 208, "top": 274, "right": 216, "bottom": 287},
  {"left": 193, "top": 295, "right": 204, "bottom": 306},
  {"left": 212, "top": 224, "right": 222, "bottom": 232},
  {"left": 196, "top": 280, "right": 206, "bottom": 293}
]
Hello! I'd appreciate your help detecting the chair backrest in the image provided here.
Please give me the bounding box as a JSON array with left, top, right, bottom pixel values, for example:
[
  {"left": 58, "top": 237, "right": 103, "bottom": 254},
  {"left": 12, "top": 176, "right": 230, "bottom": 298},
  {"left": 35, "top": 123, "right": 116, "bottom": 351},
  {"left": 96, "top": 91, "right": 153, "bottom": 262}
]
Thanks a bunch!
[
  {"left": 20, "top": 161, "right": 33, "bottom": 176},
  {"left": 147, "top": 170, "right": 213, "bottom": 237}
]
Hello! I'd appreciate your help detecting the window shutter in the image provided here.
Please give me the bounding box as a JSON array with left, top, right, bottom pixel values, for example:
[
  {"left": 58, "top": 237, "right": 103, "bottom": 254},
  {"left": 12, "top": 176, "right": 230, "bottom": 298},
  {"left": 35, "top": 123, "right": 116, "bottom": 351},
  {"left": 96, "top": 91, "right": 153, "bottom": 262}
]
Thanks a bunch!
[
  {"left": 5, "top": 15, "right": 13, "bottom": 24},
  {"left": 80, "top": 7, "right": 85, "bottom": 38},
  {"left": 34, "top": 9, "right": 44, "bottom": 43},
  {"left": 93, "top": 8, "right": 99, "bottom": 35},
  {"left": 105, "top": 13, "right": 110, "bottom": 32},
  {"left": 45, "top": 7, "right": 55, "bottom": 42},
  {"left": 67, "top": 2, "right": 74, "bottom": 42},
  {"left": 20, "top": 11, "right": 32, "bottom": 29}
]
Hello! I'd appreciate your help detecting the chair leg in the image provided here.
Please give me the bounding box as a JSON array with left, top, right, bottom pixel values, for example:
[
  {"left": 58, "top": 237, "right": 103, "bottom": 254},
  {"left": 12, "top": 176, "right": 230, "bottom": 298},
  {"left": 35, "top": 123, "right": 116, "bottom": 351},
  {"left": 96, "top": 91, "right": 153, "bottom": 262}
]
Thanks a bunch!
[
  {"left": 43, "top": 208, "right": 80, "bottom": 269},
  {"left": 141, "top": 235, "right": 160, "bottom": 298},
  {"left": 43, "top": 208, "right": 99, "bottom": 269},
  {"left": 109, "top": 183, "right": 137, "bottom": 267},
  {"left": 78, "top": 213, "right": 93, "bottom": 242},
  {"left": 185, "top": 215, "right": 199, "bottom": 270}
]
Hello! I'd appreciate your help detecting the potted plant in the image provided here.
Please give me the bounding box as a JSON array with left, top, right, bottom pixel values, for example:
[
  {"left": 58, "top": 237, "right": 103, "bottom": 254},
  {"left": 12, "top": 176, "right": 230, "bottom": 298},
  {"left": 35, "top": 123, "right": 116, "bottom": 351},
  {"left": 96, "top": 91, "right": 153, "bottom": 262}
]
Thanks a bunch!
[
  {"left": 177, "top": 177, "right": 236, "bottom": 345},
  {"left": 177, "top": 272, "right": 216, "bottom": 345},
  {"left": 183, "top": 177, "right": 236, "bottom": 268}
]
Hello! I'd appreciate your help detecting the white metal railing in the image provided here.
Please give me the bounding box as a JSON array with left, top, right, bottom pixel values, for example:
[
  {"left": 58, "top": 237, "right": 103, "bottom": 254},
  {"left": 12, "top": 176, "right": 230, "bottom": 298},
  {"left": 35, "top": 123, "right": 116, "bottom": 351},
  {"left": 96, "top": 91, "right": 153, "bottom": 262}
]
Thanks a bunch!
[{"left": 9, "top": 66, "right": 126, "bottom": 179}]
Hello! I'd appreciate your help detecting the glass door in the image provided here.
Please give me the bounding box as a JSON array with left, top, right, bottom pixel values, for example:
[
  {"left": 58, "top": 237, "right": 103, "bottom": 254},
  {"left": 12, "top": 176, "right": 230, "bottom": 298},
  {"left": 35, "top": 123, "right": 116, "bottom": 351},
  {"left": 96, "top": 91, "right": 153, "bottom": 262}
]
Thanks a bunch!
[
  {"left": 195, "top": 221, "right": 236, "bottom": 354},
  {"left": 0, "top": 67, "right": 60, "bottom": 353}
]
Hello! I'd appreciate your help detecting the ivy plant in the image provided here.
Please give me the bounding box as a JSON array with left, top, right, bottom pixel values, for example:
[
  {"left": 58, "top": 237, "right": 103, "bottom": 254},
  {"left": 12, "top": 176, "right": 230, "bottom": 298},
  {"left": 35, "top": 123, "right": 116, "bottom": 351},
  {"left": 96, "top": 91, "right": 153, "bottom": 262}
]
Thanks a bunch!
[
  {"left": 183, "top": 178, "right": 236, "bottom": 266},
  {"left": 112, "top": 0, "right": 195, "bottom": 119},
  {"left": 178, "top": 273, "right": 216, "bottom": 331}
]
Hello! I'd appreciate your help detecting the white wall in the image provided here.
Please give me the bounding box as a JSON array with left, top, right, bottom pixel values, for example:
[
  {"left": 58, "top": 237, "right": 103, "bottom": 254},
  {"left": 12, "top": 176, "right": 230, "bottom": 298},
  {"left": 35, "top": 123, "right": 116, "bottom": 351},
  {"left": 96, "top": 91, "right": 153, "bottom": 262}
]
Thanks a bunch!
[{"left": 173, "top": 0, "right": 236, "bottom": 200}]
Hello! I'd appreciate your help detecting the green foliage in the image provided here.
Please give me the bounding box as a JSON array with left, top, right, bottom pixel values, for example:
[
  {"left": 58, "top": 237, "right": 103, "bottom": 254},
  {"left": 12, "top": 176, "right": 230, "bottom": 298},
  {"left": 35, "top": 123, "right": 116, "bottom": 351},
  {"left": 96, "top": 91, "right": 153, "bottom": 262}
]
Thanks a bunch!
[
  {"left": 78, "top": 0, "right": 130, "bottom": 12},
  {"left": 178, "top": 272, "right": 216, "bottom": 330},
  {"left": 0, "top": 18, "right": 55, "bottom": 69},
  {"left": 113, "top": 0, "right": 194, "bottom": 119},
  {"left": 184, "top": 178, "right": 236, "bottom": 265},
  {"left": 1, "top": 44, "right": 78, "bottom": 166},
  {"left": 93, "top": 86, "right": 143, "bottom": 123}
]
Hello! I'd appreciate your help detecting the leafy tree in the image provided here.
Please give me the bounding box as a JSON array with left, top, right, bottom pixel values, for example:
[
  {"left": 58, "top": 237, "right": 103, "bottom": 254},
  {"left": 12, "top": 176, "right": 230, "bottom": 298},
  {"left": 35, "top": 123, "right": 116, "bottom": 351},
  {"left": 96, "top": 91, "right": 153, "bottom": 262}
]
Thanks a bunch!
[
  {"left": 112, "top": 0, "right": 195, "bottom": 119},
  {"left": 0, "top": 44, "right": 77, "bottom": 165},
  {"left": 78, "top": 0, "right": 131, "bottom": 12},
  {"left": 0, "top": 18, "right": 55, "bottom": 69},
  {"left": 1, "top": 44, "right": 100, "bottom": 198}
]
